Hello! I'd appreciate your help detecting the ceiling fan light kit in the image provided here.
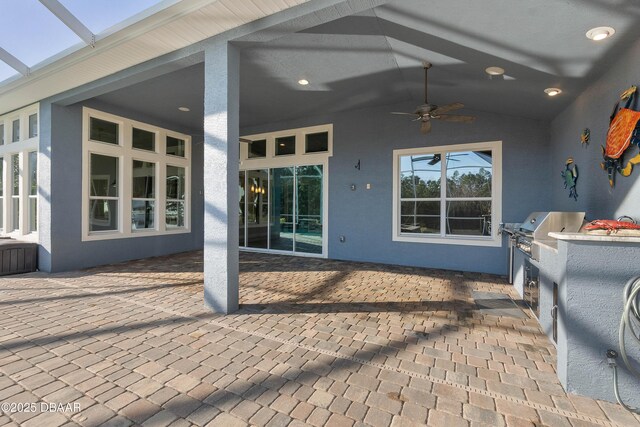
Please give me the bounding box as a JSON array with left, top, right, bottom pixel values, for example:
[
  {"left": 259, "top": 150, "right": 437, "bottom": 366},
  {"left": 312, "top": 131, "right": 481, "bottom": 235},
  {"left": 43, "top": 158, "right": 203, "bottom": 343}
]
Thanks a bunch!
[{"left": 391, "top": 62, "right": 476, "bottom": 134}]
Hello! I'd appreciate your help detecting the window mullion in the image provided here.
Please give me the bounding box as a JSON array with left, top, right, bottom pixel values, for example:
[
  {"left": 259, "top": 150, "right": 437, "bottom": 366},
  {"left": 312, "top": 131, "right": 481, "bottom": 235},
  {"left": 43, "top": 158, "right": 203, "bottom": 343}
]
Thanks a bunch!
[
  {"left": 440, "top": 152, "right": 446, "bottom": 237},
  {"left": 158, "top": 160, "right": 166, "bottom": 232},
  {"left": 122, "top": 152, "right": 131, "bottom": 236},
  {"left": 445, "top": 197, "right": 492, "bottom": 202}
]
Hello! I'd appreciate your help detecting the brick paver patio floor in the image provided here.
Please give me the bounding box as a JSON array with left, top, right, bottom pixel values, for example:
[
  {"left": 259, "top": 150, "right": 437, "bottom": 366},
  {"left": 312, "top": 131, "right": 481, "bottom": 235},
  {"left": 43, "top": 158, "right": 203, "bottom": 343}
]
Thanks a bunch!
[{"left": 0, "top": 251, "right": 638, "bottom": 427}]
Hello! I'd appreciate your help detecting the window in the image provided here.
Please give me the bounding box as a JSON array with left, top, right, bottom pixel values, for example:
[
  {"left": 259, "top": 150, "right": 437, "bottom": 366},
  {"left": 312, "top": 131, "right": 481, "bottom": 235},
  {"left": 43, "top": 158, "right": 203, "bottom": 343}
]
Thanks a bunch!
[
  {"left": 166, "top": 136, "right": 185, "bottom": 157},
  {"left": 11, "top": 154, "right": 19, "bottom": 231},
  {"left": 28, "top": 114, "right": 38, "bottom": 138},
  {"left": 11, "top": 120, "right": 19, "bottom": 143},
  {"left": 276, "top": 136, "right": 295, "bottom": 156},
  {"left": 305, "top": 132, "right": 328, "bottom": 153},
  {"left": 89, "top": 154, "right": 119, "bottom": 232},
  {"left": 166, "top": 165, "right": 185, "bottom": 228},
  {"left": 90, "top": 117, "right": 119, "bottom": 144},
  {"left": 248, "top": 139, "right": 266, "bottom": 159},
  {"left": 132, "top": 128, "right": 155, "bottom": 152},
  {"left": 82, "top": 108, "right": 191, "bottom": 240},
  {"left": 132, "top": 160, "right": 155, "bottom": 230},
  {"left": 0, "top": 105, "right": 39, "bottom": 240},
  {"left": 241, "top": 124, "right": 333, "bottom": 162},
  {"left": 28, "top": 152, "right": 37, "bottom": 232},
  {"left": 393, "top": 141, "right": 502, "bottom": 247}
]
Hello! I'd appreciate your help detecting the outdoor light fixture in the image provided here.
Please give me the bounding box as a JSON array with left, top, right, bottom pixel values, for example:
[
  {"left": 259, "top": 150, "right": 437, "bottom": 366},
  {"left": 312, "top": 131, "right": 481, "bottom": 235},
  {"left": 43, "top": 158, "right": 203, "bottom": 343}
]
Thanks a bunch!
[
  {"left": 178, "top": 106, "right": 190, "bottom": 112},
  {"left": 544, "top": 88, "right": 562, "bottom": 97},
  {"left": 586, "top": 26, "right": 615, "bottom": 41},
  {"left": 298, "top": 79, "right": 309, "bottom": 86},
  {"left": 485, "top": 66, "right": 505, "bottom": 76}
]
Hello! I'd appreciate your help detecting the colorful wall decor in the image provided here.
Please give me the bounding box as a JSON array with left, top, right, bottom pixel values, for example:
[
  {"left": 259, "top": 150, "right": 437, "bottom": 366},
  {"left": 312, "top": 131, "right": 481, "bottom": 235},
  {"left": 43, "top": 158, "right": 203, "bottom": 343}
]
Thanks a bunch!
[
  {"left": 581, "top": 128, "right": 590, "bottom": 145},
  {"left": 561, "top": 157, "right": 579, "bottom": 200},
  {"left": 601, "top": 85, "right": 640, "bottom": 187}
]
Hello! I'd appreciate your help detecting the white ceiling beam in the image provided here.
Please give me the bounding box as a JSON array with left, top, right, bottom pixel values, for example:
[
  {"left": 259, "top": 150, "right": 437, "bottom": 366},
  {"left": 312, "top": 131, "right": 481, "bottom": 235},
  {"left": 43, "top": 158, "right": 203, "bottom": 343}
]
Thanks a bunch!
[
  {"left": 39, "top": 0, "right": 95, "bottom": 47},
  {"left": 0, "top": 47, "right": 29, "bottom": 76}
]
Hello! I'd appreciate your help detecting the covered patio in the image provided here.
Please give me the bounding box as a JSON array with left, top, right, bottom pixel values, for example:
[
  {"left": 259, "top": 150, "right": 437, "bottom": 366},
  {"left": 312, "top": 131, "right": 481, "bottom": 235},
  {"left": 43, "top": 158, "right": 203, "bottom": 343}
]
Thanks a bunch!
[{"left": 0, "top": 253, "right": 636, "bottom": 426}]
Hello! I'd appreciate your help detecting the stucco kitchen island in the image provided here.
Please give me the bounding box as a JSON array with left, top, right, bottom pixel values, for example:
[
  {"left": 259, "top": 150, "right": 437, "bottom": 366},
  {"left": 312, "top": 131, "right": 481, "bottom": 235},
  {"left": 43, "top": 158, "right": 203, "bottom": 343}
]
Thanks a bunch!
[{"left": 513, "top": 232, "right": 640, "bottom": 408}]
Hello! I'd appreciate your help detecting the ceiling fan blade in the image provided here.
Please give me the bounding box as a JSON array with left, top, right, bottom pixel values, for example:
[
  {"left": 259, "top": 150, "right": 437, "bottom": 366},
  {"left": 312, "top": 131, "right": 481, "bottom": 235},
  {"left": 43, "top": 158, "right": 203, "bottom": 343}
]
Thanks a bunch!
[
  {"left": 431, "top": 102, "right": 464, "bottom": 115},
  {"left": 427, "top": 153, "right": 441, "bottom": 165},
  {"left": 420, "top": 120, "right": 432, "bottom": 134},
  {"left": 391, "top": 112, "right": 418, "bottom": 116},
  {"left": 435, "top": 114, "right": 476, "bottom": 123}
]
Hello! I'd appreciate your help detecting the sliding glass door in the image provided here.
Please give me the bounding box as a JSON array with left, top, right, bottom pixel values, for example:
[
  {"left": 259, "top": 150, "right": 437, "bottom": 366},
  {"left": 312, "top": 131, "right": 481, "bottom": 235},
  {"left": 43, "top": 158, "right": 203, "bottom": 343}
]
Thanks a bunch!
[
  {"left": 239, "top": 164, "right": 324, "bottom": 256},
  {"left": 246, "top": 169, "right": 269, "bottom": 249},
  {"left": 270, "top": 167, "right": 294, "bottom": 251},
  {"left": 295, "top": 165, "right": 323, "bottom": 254}
]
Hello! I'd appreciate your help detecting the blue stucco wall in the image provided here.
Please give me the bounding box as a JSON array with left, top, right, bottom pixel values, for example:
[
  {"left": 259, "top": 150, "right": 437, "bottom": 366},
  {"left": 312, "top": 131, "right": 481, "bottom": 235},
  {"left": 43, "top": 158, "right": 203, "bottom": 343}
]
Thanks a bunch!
[
  {"left": 564, "top": 241, "right": 640, "bottom": 407},
  {"left": 550, "top": 38, "right": 640, "bottom": 220},
  {"left": 242, "top": 102, "right": 552, "bottom": 275},
  {"left": 546, "top": 37, "right": 640, "bottom": 408},
  {"left": 45, "top": 100, "right": 204, "bottom": 272}
]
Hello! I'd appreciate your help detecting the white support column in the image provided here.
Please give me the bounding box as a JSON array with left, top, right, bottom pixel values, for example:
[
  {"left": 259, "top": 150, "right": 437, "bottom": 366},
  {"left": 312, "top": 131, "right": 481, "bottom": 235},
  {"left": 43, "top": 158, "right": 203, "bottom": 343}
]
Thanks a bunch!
[{"left": 203, "top": 42, "right": 240, "bottom": 314}]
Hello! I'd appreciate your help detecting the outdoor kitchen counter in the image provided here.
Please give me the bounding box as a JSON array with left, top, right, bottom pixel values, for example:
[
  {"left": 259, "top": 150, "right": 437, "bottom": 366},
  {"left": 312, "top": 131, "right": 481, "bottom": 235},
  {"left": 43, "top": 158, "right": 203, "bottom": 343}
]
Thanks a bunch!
[
  {"left": 530, "top": 234, "right": 640, "bottom": 408},
  {"left": 549, "top": 231, "right": 640, "bottom": 242}
]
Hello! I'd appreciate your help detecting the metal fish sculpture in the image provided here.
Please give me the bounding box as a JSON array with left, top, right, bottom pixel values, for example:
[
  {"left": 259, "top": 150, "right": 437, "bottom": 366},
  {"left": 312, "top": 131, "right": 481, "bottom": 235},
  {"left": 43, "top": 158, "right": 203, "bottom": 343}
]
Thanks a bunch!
[{"left": 561, "top": 157, "right": 578, "bottom": 200}]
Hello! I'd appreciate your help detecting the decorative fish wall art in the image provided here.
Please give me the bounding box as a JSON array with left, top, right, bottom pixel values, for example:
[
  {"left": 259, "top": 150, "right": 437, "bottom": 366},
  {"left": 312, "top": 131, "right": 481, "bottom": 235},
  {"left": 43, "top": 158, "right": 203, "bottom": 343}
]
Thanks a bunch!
[
  {"left": 601, "top": 85, "right": 640, "bottom": 187},
  {"left": 561, "top": 157, "right": 578, "bottom": 200}
]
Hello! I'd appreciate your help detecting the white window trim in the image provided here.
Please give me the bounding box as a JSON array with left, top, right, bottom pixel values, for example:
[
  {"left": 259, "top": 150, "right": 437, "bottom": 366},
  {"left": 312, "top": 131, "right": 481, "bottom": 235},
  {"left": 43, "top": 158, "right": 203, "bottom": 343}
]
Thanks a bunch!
[
  {"left": 240, "top": 124, "right": 333, "bottom": 169},
  {"left": 0, "top": 103, "right": 39, "bottom": 242},
  {"left": 82, "top": 107, "right": 191, "bottom": 242},
  {"left": 392, "top": 140, "right": 502, "bottom": 247}
]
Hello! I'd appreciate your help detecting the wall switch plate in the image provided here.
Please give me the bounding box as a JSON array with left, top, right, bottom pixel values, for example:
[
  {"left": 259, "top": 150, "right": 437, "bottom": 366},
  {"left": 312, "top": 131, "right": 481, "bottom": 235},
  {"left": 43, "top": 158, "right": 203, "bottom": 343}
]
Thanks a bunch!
[{"left": 366, "top": 183, "right": 371, "bottom": 189}]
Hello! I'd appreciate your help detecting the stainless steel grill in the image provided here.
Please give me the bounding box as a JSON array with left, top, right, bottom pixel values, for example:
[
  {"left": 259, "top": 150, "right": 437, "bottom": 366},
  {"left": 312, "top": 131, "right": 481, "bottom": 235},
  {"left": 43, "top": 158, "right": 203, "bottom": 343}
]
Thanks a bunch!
[
  {"left": 514, "top": 211, "right": 585, "bottom": 260},
  {"left": 500, "top": 211, "right": 585, "bottom": 283}
]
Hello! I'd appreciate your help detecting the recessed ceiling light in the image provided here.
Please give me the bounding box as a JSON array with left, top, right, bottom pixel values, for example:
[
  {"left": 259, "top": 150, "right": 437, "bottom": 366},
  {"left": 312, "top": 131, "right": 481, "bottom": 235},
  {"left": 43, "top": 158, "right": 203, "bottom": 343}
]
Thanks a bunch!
[
  {"left": 485, "top": 66, "right": 505, "bottom": 76},
  {"left": 544, "top": 88, "right": 562, "bottom": 97},
  {"left": 178, "top": 106, "right": 190, "bottom": 112},
  {"left": 586, "top": 26, "right": 615, "bottom": 41},
  {"left": 298, "top": 79, "right": 309, "bottom": 86}
]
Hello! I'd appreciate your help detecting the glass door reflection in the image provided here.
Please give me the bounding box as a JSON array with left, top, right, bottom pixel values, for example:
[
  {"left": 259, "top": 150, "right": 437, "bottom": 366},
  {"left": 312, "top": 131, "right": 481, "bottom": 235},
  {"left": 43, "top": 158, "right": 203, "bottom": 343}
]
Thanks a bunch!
[
  {"left": 294, "top": 165, "right": 323, "bottom": 254},
  {"left": 270, "top": 167, "right": 294, "bottom": 251},
  {"left": 239, "top": 164, "right": 323, "bottom": 255},
  {"left": 239, "top": 171, "right": 245, "bottom": 247},
  {"left": 246, "top": 169, "right": 268, "bottom": 248}
]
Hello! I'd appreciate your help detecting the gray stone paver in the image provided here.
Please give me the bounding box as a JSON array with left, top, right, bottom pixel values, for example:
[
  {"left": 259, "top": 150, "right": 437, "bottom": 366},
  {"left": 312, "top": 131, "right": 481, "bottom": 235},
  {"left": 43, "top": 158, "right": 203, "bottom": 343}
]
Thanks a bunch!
[{"left": 0, "top": 252, "right": 636, "bottom": 427}]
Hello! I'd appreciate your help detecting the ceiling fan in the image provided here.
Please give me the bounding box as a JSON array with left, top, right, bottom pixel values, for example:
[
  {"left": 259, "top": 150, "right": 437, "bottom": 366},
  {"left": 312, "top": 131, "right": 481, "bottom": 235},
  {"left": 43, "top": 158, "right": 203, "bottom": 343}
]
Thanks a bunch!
[
  {"left": 411, "top": 153, "right": 467, "bottom": 165},
  {"left": 392, "top": 62, "right": 475, "bottom": 134}
]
